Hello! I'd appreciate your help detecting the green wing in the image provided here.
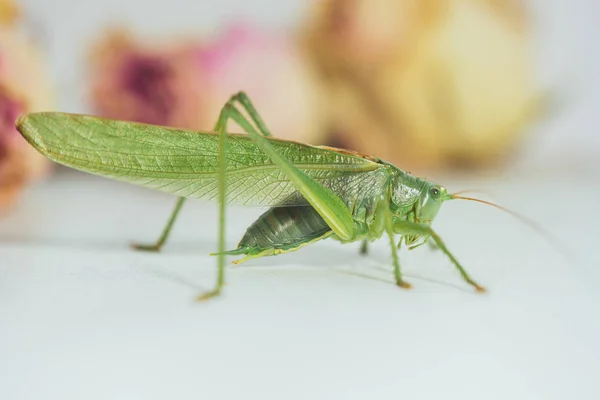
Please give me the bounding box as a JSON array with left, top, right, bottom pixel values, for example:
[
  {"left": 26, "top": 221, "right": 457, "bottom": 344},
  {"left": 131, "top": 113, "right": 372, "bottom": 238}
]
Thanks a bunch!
[{"left": 16, "top": 112, "right": 389, "bottom": 206}]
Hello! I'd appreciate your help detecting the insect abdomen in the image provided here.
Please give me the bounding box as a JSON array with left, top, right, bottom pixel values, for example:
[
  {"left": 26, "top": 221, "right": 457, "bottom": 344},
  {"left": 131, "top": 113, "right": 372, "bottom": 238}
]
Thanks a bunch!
[{"left": 230, "top": 206, "right": 331, "bottom": 255}]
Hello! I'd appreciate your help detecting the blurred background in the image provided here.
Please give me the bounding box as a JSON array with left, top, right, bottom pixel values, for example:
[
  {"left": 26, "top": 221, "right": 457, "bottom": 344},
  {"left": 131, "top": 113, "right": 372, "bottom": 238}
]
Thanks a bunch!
[
  {"left": 2, "top": 2, "right": 600, "bottom": 399},
  {"left": 0, "top": 0, "right": 598, "bottom": 212}
]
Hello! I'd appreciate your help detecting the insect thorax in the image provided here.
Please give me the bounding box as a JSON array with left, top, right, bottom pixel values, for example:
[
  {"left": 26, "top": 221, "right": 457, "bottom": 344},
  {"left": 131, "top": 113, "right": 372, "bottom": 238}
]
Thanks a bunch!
[{"left": 386, "top": 166, "right": 426, "bottom": 214}]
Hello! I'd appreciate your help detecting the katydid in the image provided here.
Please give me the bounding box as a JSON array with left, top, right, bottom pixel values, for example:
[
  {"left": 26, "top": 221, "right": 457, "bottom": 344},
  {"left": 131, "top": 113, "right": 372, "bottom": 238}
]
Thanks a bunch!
[{"left": 16, "top": 91, "right": 534, "bottom": 300}]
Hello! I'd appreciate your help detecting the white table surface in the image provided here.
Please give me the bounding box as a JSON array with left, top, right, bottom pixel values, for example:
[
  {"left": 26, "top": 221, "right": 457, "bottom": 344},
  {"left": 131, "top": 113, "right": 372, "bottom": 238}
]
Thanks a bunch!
[
  {"left": 5, "top": 1, "right": 600, "bottom": 397},
  {"left": 1, "top": 167, "right": 599, "bottom": 400}
]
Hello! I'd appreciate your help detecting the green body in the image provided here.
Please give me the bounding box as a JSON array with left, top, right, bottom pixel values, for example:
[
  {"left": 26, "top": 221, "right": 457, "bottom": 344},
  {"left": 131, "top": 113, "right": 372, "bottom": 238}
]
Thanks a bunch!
[
  {"left": 227, "top": 161, "right": 439, "bottom": 259},
  {"left": 15, "top": 92, "right": 484, "bottom": 299}
]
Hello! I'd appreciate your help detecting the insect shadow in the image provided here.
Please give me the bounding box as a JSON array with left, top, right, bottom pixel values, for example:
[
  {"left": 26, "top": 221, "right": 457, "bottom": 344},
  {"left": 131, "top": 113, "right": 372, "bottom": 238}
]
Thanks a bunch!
[
  {"left": 225, "top": 241, "right": 475, "bottom": 294},
  {"left": 0, "top": 234, "right": 131, "bottom": 251},
  {"left": 0, "top": 234, "right": 476, "bottom": 294}
]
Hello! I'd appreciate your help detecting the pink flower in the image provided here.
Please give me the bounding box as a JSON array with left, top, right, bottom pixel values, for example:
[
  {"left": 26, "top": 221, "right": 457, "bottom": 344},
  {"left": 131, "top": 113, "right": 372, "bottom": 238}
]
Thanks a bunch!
[
  {"left": 88, "top": 23, "right": 326, "bottom": 143},
  {"left": 195, "top": 23, "right": 326, "bottom": 143},
  {"left": 88, "top": 29, "right": 207, "bottom": 130},
  {"left": 0, "top": 90, "right": 24, "bottom": 153},
  {"left": 0, "top": 24, "right": 54, "bottom": 213}
]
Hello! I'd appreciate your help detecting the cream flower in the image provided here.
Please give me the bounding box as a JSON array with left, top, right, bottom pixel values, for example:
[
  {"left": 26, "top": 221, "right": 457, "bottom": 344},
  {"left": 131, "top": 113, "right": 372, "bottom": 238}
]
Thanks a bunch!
[{"left": 303, "top": 0, "right": 545, "bottom": 171}]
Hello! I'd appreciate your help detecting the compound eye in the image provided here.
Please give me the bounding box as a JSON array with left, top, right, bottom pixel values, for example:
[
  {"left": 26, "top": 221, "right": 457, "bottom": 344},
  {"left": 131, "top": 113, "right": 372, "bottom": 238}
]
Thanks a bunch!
[{"left": 430, "top": 187, "right": 440, "bottom": 198}]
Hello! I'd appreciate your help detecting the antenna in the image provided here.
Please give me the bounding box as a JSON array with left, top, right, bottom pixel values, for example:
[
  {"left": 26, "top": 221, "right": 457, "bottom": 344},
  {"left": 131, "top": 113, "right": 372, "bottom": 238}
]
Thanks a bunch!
[{"left": 451, "top": 194, "right": 570, "bottom": 259}]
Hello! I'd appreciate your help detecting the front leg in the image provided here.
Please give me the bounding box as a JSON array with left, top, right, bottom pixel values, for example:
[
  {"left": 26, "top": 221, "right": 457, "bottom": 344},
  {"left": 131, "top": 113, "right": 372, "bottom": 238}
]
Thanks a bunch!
[
  {"left": 383, "top": 209, "right": 411, "bottom": 289},
  {"left": 394, "top": 221, "right": 486, "bottom": 292}
]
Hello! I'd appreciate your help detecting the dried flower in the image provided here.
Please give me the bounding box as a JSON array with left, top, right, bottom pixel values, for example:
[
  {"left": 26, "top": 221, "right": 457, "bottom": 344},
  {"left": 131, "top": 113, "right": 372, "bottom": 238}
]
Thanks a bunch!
[
  {"left": 0, "top": 0, "right": 19, "bottom": 26},
  {"left": 195, "top": 23, "right": 326, "bottom": 143},
  {"left": 305, "top": 0, "right": 420, "bottom": 68},
  {"left": 303, "top": 0, "right": 545, "bottom": 172},
  {"left": 0, "top": 24, "right": 55, "bottom": 213},
  {"left": 88, "top": 23, "right": 326, "bottom": 143},
  {"left": 88, "top": 29, "right": 207, "bottom": 130}
]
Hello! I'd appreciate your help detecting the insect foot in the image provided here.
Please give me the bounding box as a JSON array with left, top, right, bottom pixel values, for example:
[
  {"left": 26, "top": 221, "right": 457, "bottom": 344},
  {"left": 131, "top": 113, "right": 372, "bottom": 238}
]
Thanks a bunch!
[
  {"left": 464, "top": 277, "right": 487, "bottom": 293},
  {"left": 396, "top": 280, "right": 413, "bottom": 289},
  {"left": 130, "top": 243, "right": 162, "bottom": 252},
  {"left": 195, "top": 289, "right": 222, "bottom": 302},
  {"left": 474, "top": 285, "right": 487, "bottom": 293}
]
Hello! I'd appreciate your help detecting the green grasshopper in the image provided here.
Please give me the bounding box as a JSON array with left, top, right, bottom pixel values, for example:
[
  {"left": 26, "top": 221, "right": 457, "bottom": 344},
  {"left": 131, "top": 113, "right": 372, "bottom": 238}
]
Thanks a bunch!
[{"left": 16, "top": 91, "right": 503, "bottom": 300}]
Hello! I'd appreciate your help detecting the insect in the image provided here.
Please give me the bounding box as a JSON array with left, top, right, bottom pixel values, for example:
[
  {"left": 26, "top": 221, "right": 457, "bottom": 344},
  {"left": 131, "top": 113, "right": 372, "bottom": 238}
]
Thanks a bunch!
[{"left": 16, "top": 91, "right": 536, "bottom": 300}]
